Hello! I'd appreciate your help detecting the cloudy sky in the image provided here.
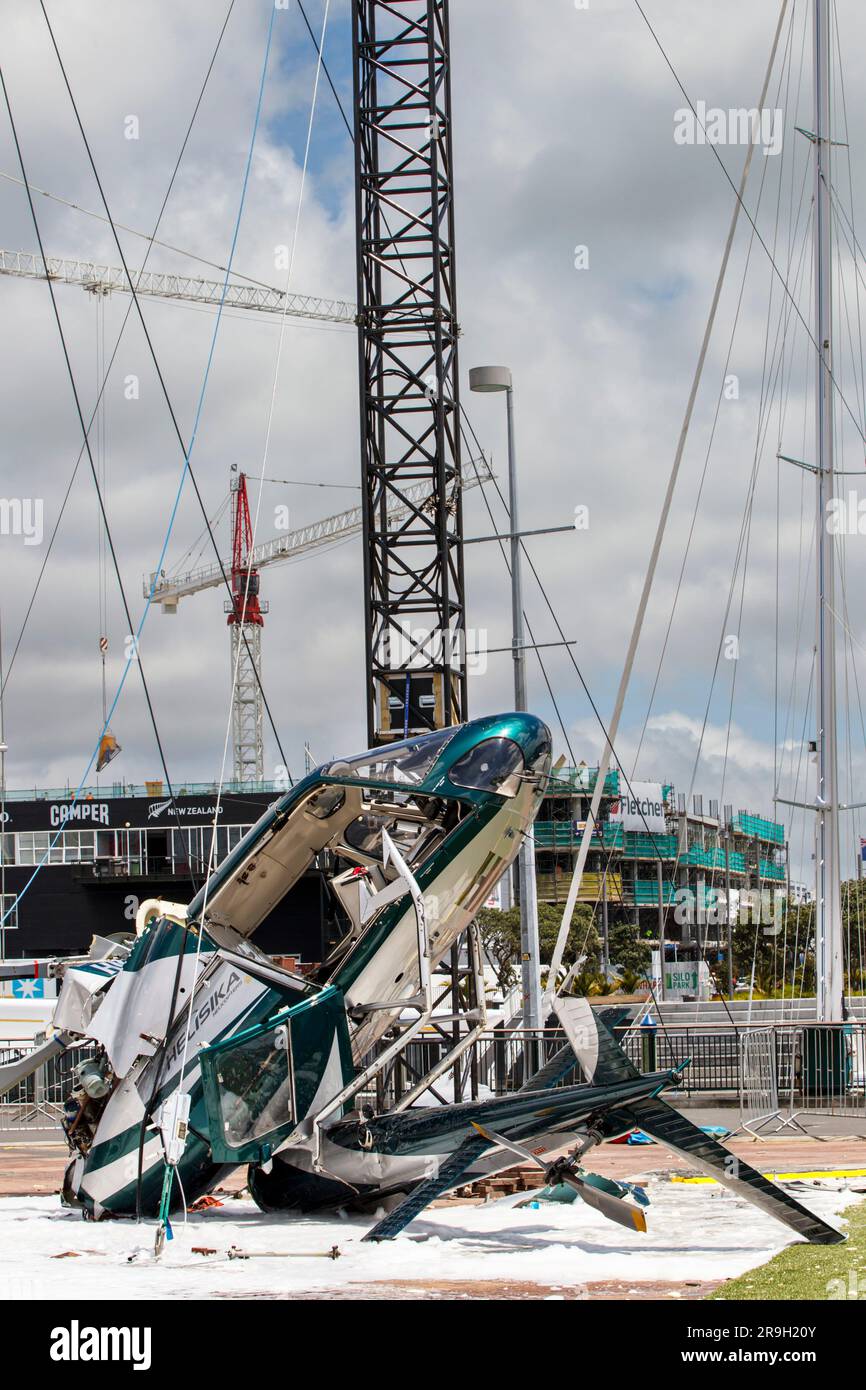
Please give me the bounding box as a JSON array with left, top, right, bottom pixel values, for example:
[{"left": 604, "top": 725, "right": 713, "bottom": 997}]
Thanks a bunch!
[{"left": 2, "top": 0, "right": 866, "bottom": 883}]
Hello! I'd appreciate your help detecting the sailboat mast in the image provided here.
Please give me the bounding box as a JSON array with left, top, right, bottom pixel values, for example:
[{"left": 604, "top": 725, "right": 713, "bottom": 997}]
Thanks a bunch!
[{"left": 813, "top": 0, "right": 843, "bottom": 1022}]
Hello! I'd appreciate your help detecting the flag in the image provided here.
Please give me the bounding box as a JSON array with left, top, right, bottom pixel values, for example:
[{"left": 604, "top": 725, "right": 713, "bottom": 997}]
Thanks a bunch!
[{"left": 13, "top": 978, "right": 44, "bottom": 999}]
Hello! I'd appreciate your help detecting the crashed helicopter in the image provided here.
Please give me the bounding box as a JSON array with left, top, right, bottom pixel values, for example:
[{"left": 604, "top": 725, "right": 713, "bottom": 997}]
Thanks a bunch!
[{"left": 0, "top": 713, "right": 844, "bottom": 1245}]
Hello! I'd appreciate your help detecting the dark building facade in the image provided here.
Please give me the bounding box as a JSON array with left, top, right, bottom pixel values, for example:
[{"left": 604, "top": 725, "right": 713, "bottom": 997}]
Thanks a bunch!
[{"left": 0, "top": 782, "right": 332, "bottom": 962}]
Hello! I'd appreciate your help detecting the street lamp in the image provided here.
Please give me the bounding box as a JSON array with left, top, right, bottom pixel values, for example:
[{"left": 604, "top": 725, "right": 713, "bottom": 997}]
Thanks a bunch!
[{"left": 469, "top": 366, "right": 543, "bottom": 1040}]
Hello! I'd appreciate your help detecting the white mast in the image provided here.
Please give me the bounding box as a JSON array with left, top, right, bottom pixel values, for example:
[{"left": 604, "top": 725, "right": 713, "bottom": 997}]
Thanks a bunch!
[{"left": 813, "top": 0, "right": 844, "bottom": 1021}]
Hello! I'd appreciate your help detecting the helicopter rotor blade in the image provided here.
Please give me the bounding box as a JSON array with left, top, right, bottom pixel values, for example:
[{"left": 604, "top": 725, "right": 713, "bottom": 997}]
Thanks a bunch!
[
  {"left": 469, "top": 1122, "right": 548, "bottom": 1170},
  {"left": 557, "top": 1170, "right": 647, "bottom": 1232}
]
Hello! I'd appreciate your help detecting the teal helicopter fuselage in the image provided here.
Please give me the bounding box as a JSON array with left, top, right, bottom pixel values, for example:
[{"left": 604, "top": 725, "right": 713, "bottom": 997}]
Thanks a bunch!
[
  {"left": 61, "top": 713, "right": 555, "bottom": 1218},
  {"left": 55, "top": 712, "right": 844, "bottom": 1250}
]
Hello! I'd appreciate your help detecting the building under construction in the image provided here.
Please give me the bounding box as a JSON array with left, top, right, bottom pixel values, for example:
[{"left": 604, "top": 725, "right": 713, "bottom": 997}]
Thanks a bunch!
[{"left": 534, "top": 767, "right": 789, "bottom": 957}]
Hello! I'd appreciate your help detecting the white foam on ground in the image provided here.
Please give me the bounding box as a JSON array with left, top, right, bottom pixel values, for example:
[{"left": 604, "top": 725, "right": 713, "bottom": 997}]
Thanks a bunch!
[{"left": 0, "top": 1180, "right": 859, "bottom": 1300}]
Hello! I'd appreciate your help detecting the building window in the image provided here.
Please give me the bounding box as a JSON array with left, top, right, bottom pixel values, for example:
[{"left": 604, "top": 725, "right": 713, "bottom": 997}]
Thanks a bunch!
[
  {"left": 11, "top": 822, "right": 257, "bottom": 875},
  {"left": 228, "top": 825, "right": 247, "bottom": 852},
  {"left": 95, "top": 831, "right": 119, "bottom": 859},
  {"left": 15, "top": 831, "right": 99, "bottom": 864},
  {"left": 0, "top": 893, "right": 17, "bottom": 929},
  {"left": 62, "top": 831, "right": 96, "bottom": 863},
  {"left": 171, "top": 824, "right": 251, "bottom": 876},
  {"left": 17, "top": 831, "right": 57, "bottom": 866}
]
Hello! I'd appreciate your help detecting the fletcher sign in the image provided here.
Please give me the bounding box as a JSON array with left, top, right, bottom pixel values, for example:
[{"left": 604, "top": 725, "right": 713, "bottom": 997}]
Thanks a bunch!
[{"left": 611, "top": 782, "right": 667, "bottom": 835}]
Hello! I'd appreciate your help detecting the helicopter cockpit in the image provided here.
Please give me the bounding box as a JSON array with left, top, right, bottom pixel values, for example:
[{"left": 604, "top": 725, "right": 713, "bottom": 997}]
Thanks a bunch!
[{"left": 187, "top": 716, "right": 550, "bottom": 969}]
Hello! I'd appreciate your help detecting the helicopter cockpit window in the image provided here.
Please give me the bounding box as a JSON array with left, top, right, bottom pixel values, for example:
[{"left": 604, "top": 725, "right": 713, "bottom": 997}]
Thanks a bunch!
[
  {"left": 448, "top": 738, "right": 525, "bottom": 797},
  {"left": 322, "top": 726, "right": 456, "bottom": 788},
  {"left": 305, "top": 786, "right": 346, "bottom": 819},
  {"left": 343, "top": 813, "right": 387, "bottom": 857},
  {"left": 341, "top": 809, "right": 435, "bottom": 863}
]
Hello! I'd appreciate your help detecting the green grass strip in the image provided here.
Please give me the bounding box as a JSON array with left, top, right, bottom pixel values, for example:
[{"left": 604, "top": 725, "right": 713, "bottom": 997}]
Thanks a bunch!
[{"left": 711, "top": 1194, "right": 866, "bottom": 1300}]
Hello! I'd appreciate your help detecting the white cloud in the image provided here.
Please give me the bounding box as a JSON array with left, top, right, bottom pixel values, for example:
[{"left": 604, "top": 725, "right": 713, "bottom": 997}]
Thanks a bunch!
[{"left": 2, "top": 0, "right": 865, "bottom": 888}]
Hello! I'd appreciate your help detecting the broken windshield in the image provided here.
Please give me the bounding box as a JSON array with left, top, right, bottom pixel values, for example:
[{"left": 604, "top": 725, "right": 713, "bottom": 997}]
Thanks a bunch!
[{"left": 321, "top": 726, "right": 457, "bottom": 788}]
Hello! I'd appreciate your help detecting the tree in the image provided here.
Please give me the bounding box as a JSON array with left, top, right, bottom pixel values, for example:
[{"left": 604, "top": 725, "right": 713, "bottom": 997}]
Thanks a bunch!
[
  {"left": 476, "top": 900, "right": 599, "bottom": 993},
  {"left": 606, "top": 921, "right": 652, "bottom": 979},
  {"left": 476, "top": 901, "right": 650, "bottom": 994},
  {"left": 729, "top": 879, "right": 866, "bottom": 997}
]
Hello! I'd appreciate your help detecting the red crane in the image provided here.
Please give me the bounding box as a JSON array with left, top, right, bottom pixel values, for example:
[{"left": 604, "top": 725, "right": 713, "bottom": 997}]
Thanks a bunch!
[
  {"left": 227, "top": 471, "right": 265, "bottom": 630},
  {"left": 225, "top": 470, "right": 268, "bottom": 782}
]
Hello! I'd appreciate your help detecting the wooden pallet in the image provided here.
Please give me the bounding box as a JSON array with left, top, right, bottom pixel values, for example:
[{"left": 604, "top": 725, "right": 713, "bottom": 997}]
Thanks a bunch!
[{"left": 454, "top": 1165, "right": 546, "bottom": 1199}]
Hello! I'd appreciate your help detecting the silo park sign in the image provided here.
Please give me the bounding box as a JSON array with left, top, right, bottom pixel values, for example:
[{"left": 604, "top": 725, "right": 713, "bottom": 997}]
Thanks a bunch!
[{"left": 610, "top": 782, "right": 667, "bottom": 835}]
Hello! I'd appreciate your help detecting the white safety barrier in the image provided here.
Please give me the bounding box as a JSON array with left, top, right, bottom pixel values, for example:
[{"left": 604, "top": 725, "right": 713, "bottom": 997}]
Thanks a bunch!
[{"left": 738, "top": 1028, "right": 786, "bottom": 1135}]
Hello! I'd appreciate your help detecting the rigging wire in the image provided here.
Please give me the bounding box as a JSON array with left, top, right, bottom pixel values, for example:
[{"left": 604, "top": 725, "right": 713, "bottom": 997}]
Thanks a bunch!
[
  {"left": 460, "top": 419, "right": 690, "bottom": 1027},
  {"left": 703, "top": 23, "right": 804, "bottom": 1002},
  {"left": 0, "top": 172, "right": 286, "bottom": 294},
  {"left": 95, "top": 290, "right": 110, "bottom": 735},
  {"left": 663, "top": 212, "right": 809, "bottom": 977},
  {"left": 0, "top": 73, "right": 198, "bottom": 917},
  {"left": 87, "top": 1, "right": 283, "bottom": 1223},
  {"left": 633, "top": 7, "right": 807, "bottom": 775},
  {"left": 0, "top": 0, "right": 238, "bottom": 712},
  {"left": 644, "top": 8, "right": 866, "bottom": 1006},
  {"left": 244, "top": 474, "right": 359, "bottom": 490},
  {"left": 36, "top": 0, "right": 292, "bottom": 785},
  {"left": 833, "top": 0, "right": 866, "bottom": 998},
  {"left": 675, "top": 0, "right": 866, "bottom": 1008},
  {"left": 179, "top": 3, "right": 334, "bottom": 1104},
  {"left": 539, "top": 3, "right": 795, "bottom": 1014},
  {"left": 0, "top": 0, "right": 246, "bottom": 932},
  {"left": 632, "top": 0, "right": 866, "bottom": 451},
  {"left": 165, "top": 494, "right": 232, "bottom": 582}
]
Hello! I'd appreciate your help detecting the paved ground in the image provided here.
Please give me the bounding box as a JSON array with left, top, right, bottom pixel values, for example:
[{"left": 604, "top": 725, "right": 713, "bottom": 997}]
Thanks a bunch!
[
  {"left": 0, "top": 1139, "right": 67, "bottom": 1196},
  {"left": 679, "top": 1102, "right": 866, "bottom": 1139},
  {"left": 583, "top": 1134, "right": 866, "bottom": 1182},
  {"left": 2, "top": 1130, "right": 861, "bottom": 1301},
  {"left": 215, "top": 1278, "right": 721, "bottom": 1300},
  {"left": 3, "top": 1130, "right": 866, "bottom": 1198}
]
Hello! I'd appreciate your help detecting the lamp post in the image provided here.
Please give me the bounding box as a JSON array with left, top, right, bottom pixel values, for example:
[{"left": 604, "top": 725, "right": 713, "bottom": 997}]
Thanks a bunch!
[{"left": 468, "top": 366, "right": 543, "bottom": 1046}]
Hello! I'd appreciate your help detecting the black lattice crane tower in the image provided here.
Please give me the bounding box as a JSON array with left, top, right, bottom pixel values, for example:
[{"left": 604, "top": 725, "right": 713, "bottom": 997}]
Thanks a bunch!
[{"left": 352, "top": 0, "right": 468, "bottom": 745}]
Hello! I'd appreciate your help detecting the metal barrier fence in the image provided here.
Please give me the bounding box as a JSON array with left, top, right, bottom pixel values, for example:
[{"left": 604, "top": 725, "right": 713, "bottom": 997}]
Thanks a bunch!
[
  {"left": 3, "top": 1022, "right": 865, "bottom": 1134},
  {"left": 378, "top": 1027, "right": 581, "bottom": 1107},
  {"left": 739, "top": 1028, "right": 784, "bottom": 1135},
  {"left": 374, "top": 1022, "right": 866, "bottom": 1119},
  {"left": 0, "top": 1039, "right": 94, "bottom": 1133},
  {"left": 616, "top": 1022, "right": 866, "bottom": 1118}
]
